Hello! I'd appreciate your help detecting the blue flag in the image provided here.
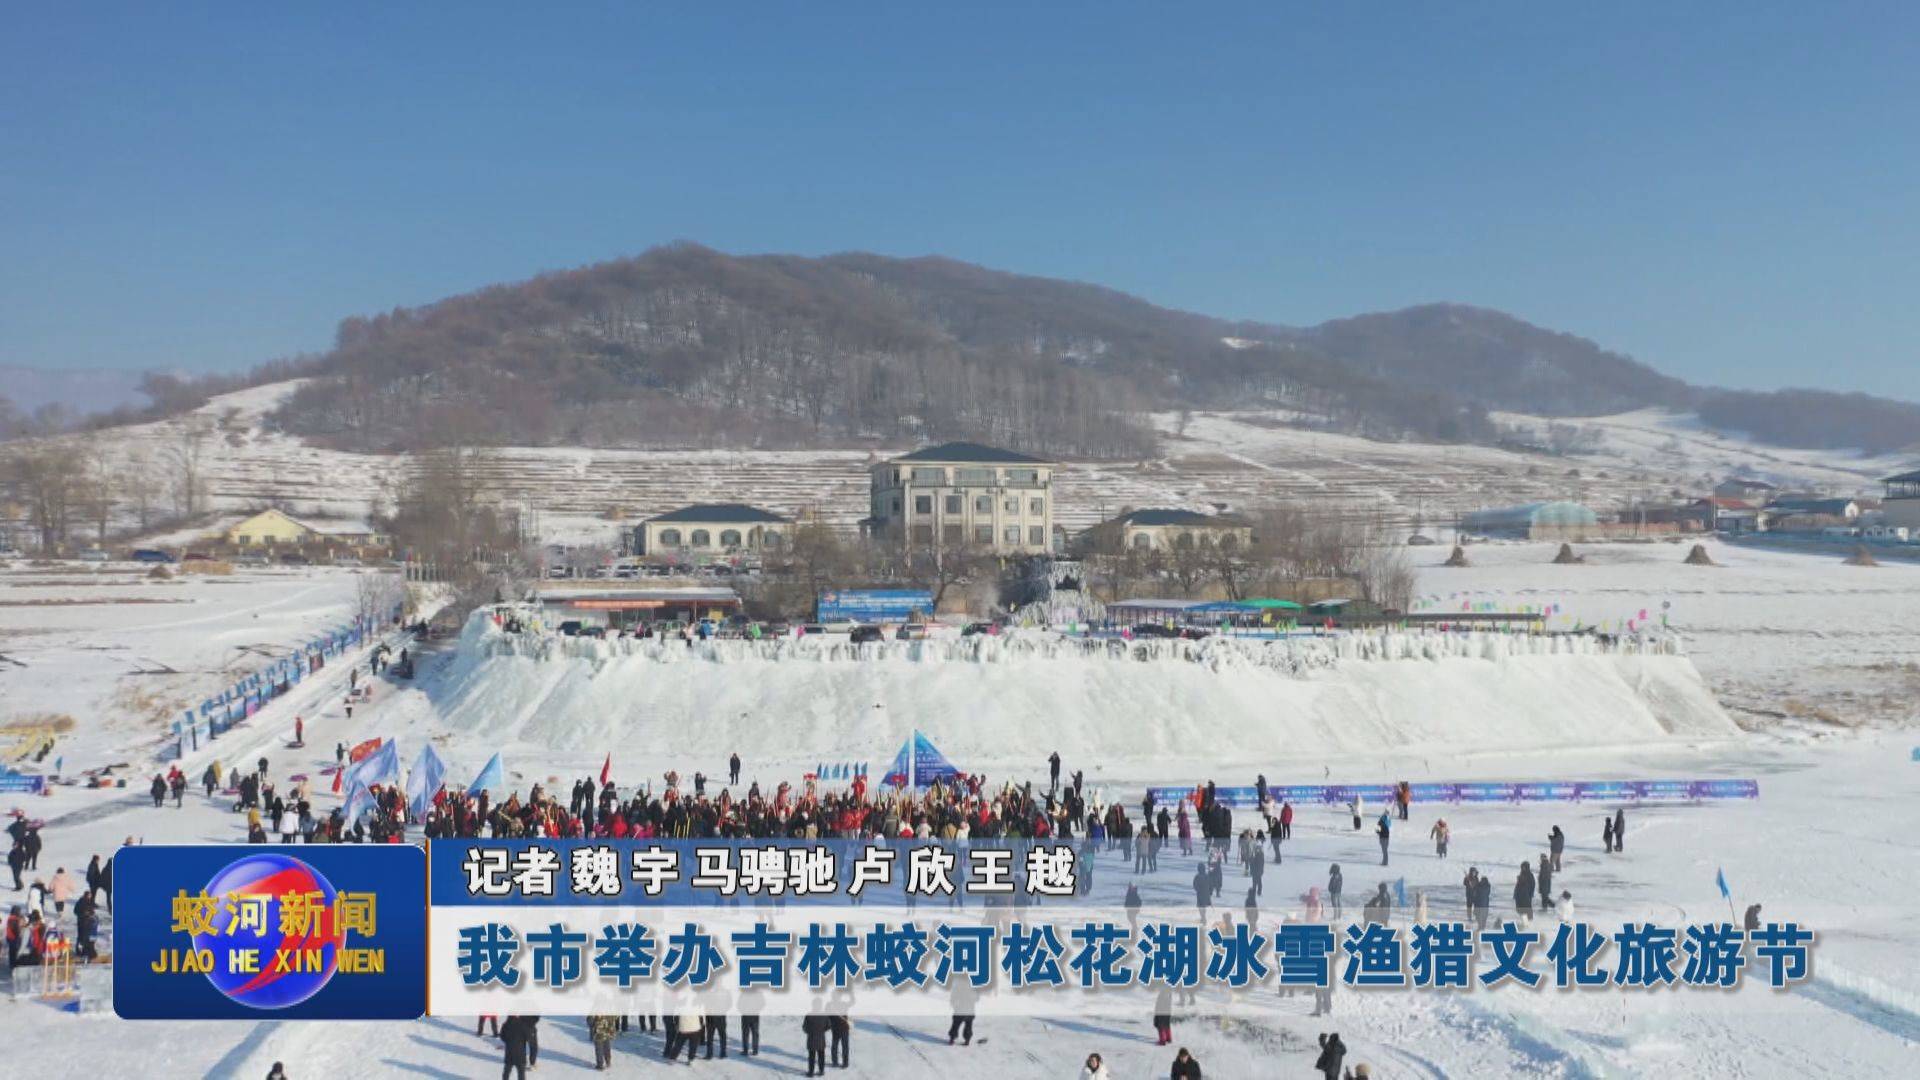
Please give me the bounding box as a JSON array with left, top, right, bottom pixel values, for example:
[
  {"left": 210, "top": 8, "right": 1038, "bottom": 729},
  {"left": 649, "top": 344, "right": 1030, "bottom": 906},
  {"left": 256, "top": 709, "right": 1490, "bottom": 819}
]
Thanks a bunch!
[
  {"left": 1716, "top": 867, "right": 1730, "bottom": 899},
  {"left": 406, "top": 743, "right": 448, "bottom": 819},
  {"left": 343, "top": 777, "right": 375, "bottom": 822},
  {"left": 467, "top": 752, "right": 505, "bottom": 796},
  {"left": 345, "top": 739, "right": 401, "bottom": 791}
]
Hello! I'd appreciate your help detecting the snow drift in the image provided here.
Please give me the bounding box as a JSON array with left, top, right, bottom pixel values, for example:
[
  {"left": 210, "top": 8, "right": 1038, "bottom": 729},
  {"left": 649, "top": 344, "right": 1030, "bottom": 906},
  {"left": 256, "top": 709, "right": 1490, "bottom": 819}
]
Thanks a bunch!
[{"left": 425, "top": 617, "right": 1738, "bottom": 768}]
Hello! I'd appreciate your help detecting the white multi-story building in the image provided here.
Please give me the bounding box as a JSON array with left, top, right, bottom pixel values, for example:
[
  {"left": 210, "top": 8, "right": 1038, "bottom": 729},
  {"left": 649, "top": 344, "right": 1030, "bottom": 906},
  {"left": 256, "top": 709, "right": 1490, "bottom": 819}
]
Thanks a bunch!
[{"left": 866, "top": 442, "right": 1055, "bottom": 555}]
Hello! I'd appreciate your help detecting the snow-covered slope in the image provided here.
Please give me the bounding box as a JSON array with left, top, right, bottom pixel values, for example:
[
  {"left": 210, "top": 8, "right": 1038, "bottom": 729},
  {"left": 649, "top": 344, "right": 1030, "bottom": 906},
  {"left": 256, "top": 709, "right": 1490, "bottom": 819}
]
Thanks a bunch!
[{"left": 31, "top": 381, "right": 1916, "bottom": 549}]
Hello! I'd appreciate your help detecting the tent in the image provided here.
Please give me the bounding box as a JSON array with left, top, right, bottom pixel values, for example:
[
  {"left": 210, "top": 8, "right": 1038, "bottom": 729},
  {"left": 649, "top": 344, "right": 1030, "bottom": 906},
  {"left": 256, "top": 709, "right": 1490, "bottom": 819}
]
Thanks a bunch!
[
  {"left": 1185, "top": 601, "right": 1258, "bottom": 615},
  {"left": 882, "top": 730, "right": 963, "bottom": 789},
  {"left": 1245, "top": 598, "right": 1303, "bottom": 611}
]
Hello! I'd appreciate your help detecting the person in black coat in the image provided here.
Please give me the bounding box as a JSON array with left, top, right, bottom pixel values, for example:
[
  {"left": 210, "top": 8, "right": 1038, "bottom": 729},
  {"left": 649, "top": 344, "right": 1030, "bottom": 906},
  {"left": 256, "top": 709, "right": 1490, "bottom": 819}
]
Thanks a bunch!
[
  {"left": 1612, "top": 808, "right": 1626, "bottom": 853},
  {"left": 74, "top": 892, "right": 99, "bottom": 960},
  {"left": 1327, "top": 864, "right": 1344, "bottom": 918},
  {"left": 1192, "top": 864, "right": 1212, "bottom": 921},
  {"left": 1315, "top": 1033, "right": 1347, "bottom": 1080},
  {"left": 1514, "top": 861, "right": 1536, "bottom": 919},
  {"left": 1170, "top": 1046, "right": 1202, "bottom": 1079},
  {"left": 499, "top": 1016, "right": 532, "bottom": 1080},
  {"left": 1548, "top": 825, "right": 1566, "bottom": 872},
  {"left": 802, "top": 1000, "right": 831, "bottom": 1077}
]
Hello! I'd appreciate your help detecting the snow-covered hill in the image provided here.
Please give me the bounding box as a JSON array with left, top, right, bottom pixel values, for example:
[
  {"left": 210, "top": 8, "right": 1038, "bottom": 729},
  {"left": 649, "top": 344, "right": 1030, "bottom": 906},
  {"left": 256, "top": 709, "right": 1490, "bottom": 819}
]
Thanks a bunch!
[{"left": 25, "top": 381, "right": 1916, "bottom": 550}]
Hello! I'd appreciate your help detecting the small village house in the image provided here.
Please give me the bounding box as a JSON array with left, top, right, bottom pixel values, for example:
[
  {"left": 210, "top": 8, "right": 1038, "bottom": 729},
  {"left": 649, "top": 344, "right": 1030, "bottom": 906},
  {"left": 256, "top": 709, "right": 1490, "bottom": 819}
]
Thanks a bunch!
[
  {"left": 1880, "top": 469, "right": 1920, "bottom": 532},
  {"left": 1076, "top": 507, "right": 1253, "bottom": 554},
  {"left": 224, "top": 508, "right": 388, "bottom": 551},
  {"left": 634, "top": 503, "right": 789, "bottom": 559}
]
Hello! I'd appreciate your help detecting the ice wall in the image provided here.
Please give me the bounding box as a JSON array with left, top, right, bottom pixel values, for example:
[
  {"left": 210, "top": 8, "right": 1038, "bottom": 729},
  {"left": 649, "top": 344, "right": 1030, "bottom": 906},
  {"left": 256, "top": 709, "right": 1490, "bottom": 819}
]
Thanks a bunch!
[{"left": 430, "top": 619, "right": 1737, "bottom": 766}]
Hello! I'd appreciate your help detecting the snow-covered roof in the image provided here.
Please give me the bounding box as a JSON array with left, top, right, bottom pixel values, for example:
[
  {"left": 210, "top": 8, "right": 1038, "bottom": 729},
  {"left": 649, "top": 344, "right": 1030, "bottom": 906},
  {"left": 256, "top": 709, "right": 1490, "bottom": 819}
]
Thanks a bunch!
[
  {"left": 889, "top": 442, "right": 1049, "bottom": 465},
  {"left": 644, "top": 503, "right": 788, "bottom": 524}
]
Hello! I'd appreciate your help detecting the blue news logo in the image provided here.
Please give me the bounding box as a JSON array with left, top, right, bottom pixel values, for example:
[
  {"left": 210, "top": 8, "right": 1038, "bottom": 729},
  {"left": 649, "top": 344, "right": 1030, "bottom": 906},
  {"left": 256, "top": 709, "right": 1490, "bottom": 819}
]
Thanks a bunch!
[
  {"left": 115, "top": 844, "right": 424, "bottom": 1020},
  {"left": 179, "top": 853, "right": 347, "bottom": 1009}
]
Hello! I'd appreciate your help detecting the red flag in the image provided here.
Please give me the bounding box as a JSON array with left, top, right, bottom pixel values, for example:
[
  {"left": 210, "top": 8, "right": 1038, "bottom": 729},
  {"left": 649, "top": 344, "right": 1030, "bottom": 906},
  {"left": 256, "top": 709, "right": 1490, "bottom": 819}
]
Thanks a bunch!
[
  {"left": 348, "top": 737, "right": 383, "bottom": 764},
  {"left": 331, "top": 767, "right": 343, "bottom": 794},
  {"left": 600, "top": 753, "right": 612, "bottom": 787}
]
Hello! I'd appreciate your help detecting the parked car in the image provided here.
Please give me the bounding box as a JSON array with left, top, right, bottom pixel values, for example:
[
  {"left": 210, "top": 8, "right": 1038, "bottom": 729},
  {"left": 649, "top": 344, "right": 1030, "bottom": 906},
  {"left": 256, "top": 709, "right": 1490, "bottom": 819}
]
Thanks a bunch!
[
  {"left": 794, "top": 623, "right": 828, "bottom": 637},
  {"left": 130, "top": 549, "right": 174, "bottom": 564},
  {"left": 558, "top": 620, "right": 587, "bottom": 636},
  {"left": 233, "top": 552, "right": 269, "bottom": 566},
  {"left": 182, "top": 551, "right": 213, "bottom": 562},
  {"left": 1129, "top": 623, "right": 1181, "bottom": 639},
  {"left": 849, "top": 624, "right": 887, "bottom": 644},
  {"left": 334, "top": 556, "right": 363, "bottom": 567},
  {"left": 76, "top": 549, "right": 110, "bottom": 562},
  {"left": 960, "top": 621, "right": 996, "bottom": 637},
  {"left": 545, "top": 566, "right": 573, "bottom": 579},
  {"left": 895, "top": 623, "right": 932, "bottom": 641},
  {"left": 1406, "top": 534, "right": 1439, "bottom": 546},
  {"left": 277, "top": 552, "right": 310, "bottom": 565}
]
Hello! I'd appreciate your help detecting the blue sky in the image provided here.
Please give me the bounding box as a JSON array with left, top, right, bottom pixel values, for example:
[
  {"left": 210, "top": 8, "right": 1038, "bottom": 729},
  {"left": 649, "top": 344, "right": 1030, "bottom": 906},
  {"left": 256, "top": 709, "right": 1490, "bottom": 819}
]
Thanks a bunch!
[{"left": 3, "top": 3, "right": 1916, "bottom": 400}]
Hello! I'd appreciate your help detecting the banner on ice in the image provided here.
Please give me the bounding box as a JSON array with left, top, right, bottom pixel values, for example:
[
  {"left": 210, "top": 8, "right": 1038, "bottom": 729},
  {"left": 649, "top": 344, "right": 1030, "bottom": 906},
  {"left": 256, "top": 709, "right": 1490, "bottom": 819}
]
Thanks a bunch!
[{"left": 1149, "top": 778, "right": 1760, "bottom": 808}]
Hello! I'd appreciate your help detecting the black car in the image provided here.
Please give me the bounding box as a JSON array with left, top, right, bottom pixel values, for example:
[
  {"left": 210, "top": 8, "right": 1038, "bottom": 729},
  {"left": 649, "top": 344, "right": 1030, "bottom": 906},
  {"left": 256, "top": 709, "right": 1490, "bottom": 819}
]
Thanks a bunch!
[
  {"left": 849, "top": 624, "right": 887, "bottom": 644},
  {"left": 1129, "top": 623, "right": 1181, "bottom": 639},
  {"left": 558, "top": 620, "right": 586, "bottom": 636},
  {"left": 960, "top": 622, "right": 995, "bottom": 637}
]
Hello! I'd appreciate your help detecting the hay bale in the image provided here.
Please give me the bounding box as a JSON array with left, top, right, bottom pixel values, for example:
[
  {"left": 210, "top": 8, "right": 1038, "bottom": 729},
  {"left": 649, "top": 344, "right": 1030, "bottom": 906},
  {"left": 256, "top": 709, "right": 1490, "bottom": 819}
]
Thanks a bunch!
[
  {"left": 145, "top": 565, "right": 174, "bottom": 580},
  {"left": 1682, "top": 543, "right": 1718, "bottom": 566},
  {"left": 1443, "top": 544, "right": 1471, "bottom": 568},
  {"left": 1843, "top": 544, "right": 1879, "bottom": 567},
  {"left": 1552, "top": 543, "right": 1585, "bottom": 565}
]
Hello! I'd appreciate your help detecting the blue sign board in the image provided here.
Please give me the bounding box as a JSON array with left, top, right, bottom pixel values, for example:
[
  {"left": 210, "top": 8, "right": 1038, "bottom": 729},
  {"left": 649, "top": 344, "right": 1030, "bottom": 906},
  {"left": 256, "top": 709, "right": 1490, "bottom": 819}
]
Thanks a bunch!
[{"left": 817, "top": 589, "right": 934, "bottom": 623}]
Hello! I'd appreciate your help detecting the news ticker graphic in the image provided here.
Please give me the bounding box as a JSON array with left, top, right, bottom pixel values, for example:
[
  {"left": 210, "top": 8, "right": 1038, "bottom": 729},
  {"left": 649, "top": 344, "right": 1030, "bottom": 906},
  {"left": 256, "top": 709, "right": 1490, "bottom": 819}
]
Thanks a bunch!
[
  {"left": 108, "top": 839, "right": 1818, "bottom": 1019},
  {"left": 113, "top": 845, "right": 426, "bottom": 1020},
  {"left": 426, "top": 839, "right": 1817, "bottom": 1016}
]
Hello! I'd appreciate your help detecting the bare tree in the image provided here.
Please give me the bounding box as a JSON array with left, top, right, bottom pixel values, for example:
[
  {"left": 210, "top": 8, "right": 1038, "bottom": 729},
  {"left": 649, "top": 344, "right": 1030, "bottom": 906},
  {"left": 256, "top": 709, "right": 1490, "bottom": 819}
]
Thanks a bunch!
[
  {"left": 354, "top": 571, "right": 408, "bottom": 626},
  {"left": 76, "top": 437, "right": 119, "bottom": 545},
  {"left": 6, "top": 444, "right": 84, "bottom": 552},
  {"left": 162, "top": 418, "right": 214, "bottom": 519},
  {"left": 896, "top": 529, "right": 991, "bottom": 612}
]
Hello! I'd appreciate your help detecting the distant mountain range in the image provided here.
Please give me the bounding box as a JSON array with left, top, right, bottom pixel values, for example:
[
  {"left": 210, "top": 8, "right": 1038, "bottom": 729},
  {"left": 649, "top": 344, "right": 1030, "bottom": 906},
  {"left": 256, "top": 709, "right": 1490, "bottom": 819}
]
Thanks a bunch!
[
  {"left": 17, "top": 244, "right": 1920, "bottom": 456},
  {"left": 0, "top": 364, "right": 151, "bottom": 414}
]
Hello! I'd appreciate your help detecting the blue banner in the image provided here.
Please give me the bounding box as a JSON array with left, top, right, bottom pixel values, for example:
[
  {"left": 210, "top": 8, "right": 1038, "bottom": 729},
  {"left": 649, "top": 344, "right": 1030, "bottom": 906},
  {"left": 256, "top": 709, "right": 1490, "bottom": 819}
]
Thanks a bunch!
[
  {"left": 113, "top": 844, "right": 425, "bottom": 1020},
  {"left": 1147, "top": 778, "right": 1761, "bottom": 808},
  {"left": 817, "top": 588, "right": 934, "bottom": 623}
]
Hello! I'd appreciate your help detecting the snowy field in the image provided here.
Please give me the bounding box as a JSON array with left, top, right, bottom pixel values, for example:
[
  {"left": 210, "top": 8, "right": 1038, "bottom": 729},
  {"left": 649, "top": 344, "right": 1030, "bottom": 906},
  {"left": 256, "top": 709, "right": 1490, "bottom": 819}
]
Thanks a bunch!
[
  {"left": 0, "top": 562, "right": 367, "bottom": 765},
  {"left": 1413, "top": 538, "right": 1920, "bottom": 731},
  {"left": 1, "top": 541, "right": 1917, "bottom": 1076}
]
